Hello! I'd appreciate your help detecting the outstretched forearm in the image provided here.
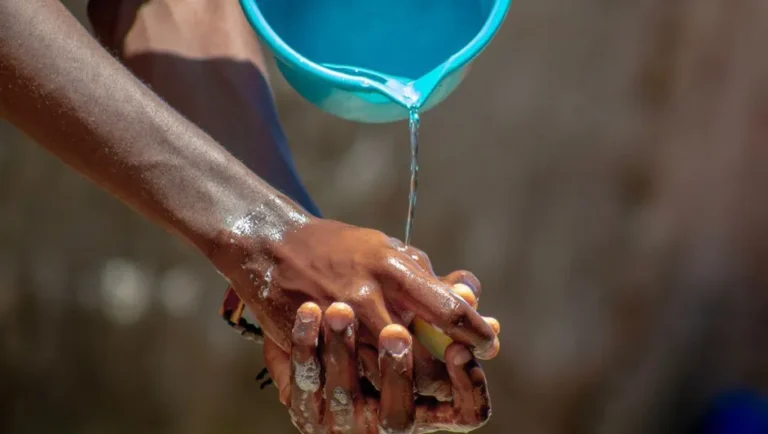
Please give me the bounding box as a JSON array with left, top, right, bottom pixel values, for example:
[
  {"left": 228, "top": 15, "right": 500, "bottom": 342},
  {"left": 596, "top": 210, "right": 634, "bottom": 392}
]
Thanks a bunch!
[
  {"left": 0, "top": 0, "right": 308, "bottom": 258},
  {"left": 86, "top": 0, "right": 320, "bottom": 216}
]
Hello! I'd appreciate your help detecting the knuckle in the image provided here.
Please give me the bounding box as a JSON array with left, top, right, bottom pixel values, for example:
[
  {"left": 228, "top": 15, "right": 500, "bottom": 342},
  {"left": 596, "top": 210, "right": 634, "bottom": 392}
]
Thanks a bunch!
[
  {"left": 377, "top": 252, "right": 406, "bottom": 277},
  {"left": 414, "top": 248, "right": 431, "bottom": 264},
  {"left": 443, "top": 296, "right": 469, "bottom": 330},
  {"left": 347, "top": 281, "right": 379, "bottom": 305},
  {"left": 388, "top": 236, "right": 406, "bottom": 249},
  {"left": 367, "top": 228, "right": 393, "bottom": 246},
  {"left": 408, "top": 247, "right": 433, "bottom": 270}
]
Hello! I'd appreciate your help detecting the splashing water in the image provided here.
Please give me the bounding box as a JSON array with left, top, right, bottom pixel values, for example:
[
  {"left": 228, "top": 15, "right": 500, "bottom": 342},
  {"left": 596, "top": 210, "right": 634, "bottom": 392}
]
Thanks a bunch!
[{"left": 404, "top": 108, "right": 420, "bottom": 246}]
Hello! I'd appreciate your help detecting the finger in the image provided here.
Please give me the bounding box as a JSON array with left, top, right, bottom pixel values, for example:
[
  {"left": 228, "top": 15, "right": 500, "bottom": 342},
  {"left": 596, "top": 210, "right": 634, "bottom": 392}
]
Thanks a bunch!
[
  {"left": 410, "top": 283, "right": 497, "bottom": 369},
  {"left": 411, "top": 339, "right": 452, "bottom": 401},
  {"left": 441, "top": 270, "right": 482, "bottom": 301},
  {"left": 444, "top": 343, "right": 491, "bottom": 427},
  {"left": 290, "top": 302, "right": 324, "bottom": 428},
  {"left": 412, "top": 277, "right": 481, "bottom": 401},
  {"left": 389, "top": 237, "right": 407, "bottom": 250},
  {"left": 385, "top": 259, "right": 499, "bottom": 360},
  {"left": 322, "top": 303, "right": 363, "bottom": 433},
  {"left": 449, "top": 288, "right": 500, "bottom": 339},
  {"left": 404, "top": 245, "right": 434, "bottom": 274},
  {"left": 413, "top": 344, "right": 492, "bottom": 431},
  {"left": 358, "top": 344, "right": 382, "bottom": 391},
  {"left": 361, "top": 397, "right": 383, "bottom": 434},
  {"left": 343, "top": 282, "right": 448, "bottom": 400},
  {"left": 388, "top": 237, "right": 434, "bottom": 274},
  {"left": 484, "top": 317, "right": 501, "bottom": 335},
  {"left": 378, "top": 325, "right": 416, "bottom": 434},
  {"left": 263, "top": 337, "right": 291, "bottom": 406},
  {"left": 348, "top": 281, "right": 395, "bottom": 340},
  {"left": 361, "top": 318, "right": 453, "bottom": 402},
  {"left": 451, "top": 282, "right": 478, "bottom": 309}
]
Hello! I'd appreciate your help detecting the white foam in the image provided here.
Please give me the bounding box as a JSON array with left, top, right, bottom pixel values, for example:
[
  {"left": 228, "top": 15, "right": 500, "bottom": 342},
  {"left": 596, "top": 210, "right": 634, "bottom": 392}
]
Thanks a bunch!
[
  {"left": 293, "top": 358, "right": 320, "bottom": 392},
  {"left": 260, "top": 266, "right": 273, "bottom": 299},
  {"left": 329, "top": 386, "right": 351, "bottom": 412}
]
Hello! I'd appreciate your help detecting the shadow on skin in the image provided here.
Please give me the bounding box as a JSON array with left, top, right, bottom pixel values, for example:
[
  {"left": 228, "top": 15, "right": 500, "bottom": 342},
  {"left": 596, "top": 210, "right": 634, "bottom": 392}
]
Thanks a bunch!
[{"left": 87, "top": 0, "right": 320, "bottom": 216}]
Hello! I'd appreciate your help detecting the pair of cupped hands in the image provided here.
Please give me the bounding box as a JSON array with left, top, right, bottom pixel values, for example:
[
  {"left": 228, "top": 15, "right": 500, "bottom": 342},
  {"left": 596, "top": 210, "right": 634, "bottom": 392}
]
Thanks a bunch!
[{"left": 216, "top": 218, "right": 501, "bottom": 434}]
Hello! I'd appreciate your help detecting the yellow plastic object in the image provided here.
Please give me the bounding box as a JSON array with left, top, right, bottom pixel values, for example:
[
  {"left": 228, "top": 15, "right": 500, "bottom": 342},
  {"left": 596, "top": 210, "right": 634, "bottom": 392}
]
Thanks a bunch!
[{"left": 413, "top": 283, "right": 477, "bottom": 362}]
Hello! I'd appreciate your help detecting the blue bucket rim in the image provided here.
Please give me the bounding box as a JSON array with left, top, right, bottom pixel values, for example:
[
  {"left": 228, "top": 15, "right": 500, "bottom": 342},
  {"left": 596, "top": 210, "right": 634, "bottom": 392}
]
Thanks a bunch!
[{"left": 239, "top": 0, "right": 511, "bottom": 107}]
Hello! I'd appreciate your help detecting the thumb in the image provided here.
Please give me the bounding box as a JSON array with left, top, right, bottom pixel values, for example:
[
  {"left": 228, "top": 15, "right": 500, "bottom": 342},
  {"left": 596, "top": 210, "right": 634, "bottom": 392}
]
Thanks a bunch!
[{"left": 264, "top": 337, "right": 291, "bottom": 406}]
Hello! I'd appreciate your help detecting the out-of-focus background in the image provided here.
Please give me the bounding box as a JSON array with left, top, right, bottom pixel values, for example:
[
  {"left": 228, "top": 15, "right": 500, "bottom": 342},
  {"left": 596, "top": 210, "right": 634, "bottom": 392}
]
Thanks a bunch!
[{"left": 3, "top": 1, "right": 768, "bottom": 433}]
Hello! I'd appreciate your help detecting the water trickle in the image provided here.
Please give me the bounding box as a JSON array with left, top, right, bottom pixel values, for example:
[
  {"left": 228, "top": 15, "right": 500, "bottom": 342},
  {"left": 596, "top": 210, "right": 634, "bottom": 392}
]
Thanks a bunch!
[{"left": 404, "top": 107, "right": 420, "bottom": 246}]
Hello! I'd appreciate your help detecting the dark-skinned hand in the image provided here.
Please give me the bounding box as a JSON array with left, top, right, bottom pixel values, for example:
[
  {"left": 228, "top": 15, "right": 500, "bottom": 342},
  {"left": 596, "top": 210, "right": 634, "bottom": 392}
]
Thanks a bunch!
[
  {"left": 83, "top": 0, "right": 500, "bottom": 401},
  {"left": 0, "top": 0, "right": 500, "bottom": 413},
  {"left": 215, "top": 219, "right": 500, "bottom": 400},
  {"left": 265, "top": 302, "right": 494, "bottom": 434}
]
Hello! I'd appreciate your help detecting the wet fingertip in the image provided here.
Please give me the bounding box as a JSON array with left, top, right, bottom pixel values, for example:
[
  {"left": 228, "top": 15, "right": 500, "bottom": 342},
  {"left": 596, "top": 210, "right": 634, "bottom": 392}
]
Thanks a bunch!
[
  {"left": 472, "top": 336, "right": 500, "bottom": 360},
  {"left": 325, "top": 302, "right": 355, "bottom": 332},
  {"left": 297, "top": 302, "right": 322, "bottom": 323},
  {"left": 327, "top": 301, "right": 354, "bottom": 315},
  {"left": 484, "top": 317, "right": 501, "bottom": 335},
  {"left": 380, "top": 324, "right": 411, "bottom": 341},
  {"left": 452, "top": 283, "right": 478, "bottom": 309},
  {"left": 446, "top": 270, "right": 482, "bottom": 298},
  {"left": 446, "top": 343, "right": 473, "bottom": 366},
  {"left": 293, "top": 306, "right": 321, "bottom": 347},
  {"left": 379, "top": 324, "right": 412, "bottom": 356}
]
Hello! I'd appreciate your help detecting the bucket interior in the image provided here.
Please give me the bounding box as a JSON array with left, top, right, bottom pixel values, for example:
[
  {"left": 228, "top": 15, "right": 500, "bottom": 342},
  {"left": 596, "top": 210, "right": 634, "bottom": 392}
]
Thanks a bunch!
[{"left": 256, "top": 0, "right": 494, "bottom": 81}]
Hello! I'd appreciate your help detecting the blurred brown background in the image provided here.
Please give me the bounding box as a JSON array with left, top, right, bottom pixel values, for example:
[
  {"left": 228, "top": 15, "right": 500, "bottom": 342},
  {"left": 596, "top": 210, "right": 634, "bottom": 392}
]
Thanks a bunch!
[{"left": 3, "top": 0, "right": 768, "bottom": 433}]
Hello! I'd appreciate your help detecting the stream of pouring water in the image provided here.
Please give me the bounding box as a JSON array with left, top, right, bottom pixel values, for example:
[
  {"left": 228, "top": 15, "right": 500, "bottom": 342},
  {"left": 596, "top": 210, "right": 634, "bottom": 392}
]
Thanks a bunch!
[{"left": 404, "top": 108, "right": 420, "bottom": 246}]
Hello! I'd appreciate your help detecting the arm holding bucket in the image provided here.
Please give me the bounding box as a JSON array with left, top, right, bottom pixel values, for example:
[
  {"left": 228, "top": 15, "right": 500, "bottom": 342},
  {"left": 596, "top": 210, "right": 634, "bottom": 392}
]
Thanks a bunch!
[
  {"left": 87, "top": 0, "right": 501, "bottom": 360},
  {"left": 0, "top": 1, "right": 501, "bottom": 431},
  {"left": 0, "top": 0, "right": 498, "bottom": 365}
]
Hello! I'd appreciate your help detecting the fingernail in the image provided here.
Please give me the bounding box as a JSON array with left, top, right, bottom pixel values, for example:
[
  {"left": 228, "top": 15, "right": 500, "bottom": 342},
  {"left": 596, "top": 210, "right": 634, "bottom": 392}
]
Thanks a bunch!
[
  {"left": 326, "top": 302, "right": 354, "bottom": 332},
  {"left": 452, "top": 283, "right": 478, "bottom": 309},
  {"left": 297, "top": 303, "right": 321, "bottom": 323},
  {"left": 473, "top": 336, "right": 500, "bottom": 360},
  {"left": 380, "top": 324, "right": 411, "bottom": 356},
  {"left": 453, "top": 347, "right": 473, "bottom": 366},
  {"left": 484, "top": 317, "right": 501, "bottom": 335}
]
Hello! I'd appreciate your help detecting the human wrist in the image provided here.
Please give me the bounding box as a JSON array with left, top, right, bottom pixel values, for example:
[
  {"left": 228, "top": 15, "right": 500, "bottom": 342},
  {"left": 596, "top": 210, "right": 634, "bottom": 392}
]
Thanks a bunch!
[{"left": 203, "top": 191, "right": 316, "bottom": 280}]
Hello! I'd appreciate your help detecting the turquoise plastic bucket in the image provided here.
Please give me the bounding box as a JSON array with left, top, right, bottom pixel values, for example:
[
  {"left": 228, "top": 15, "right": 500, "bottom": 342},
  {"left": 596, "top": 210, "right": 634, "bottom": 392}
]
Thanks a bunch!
[{"left": 239, "top": 0, "right": 511, "bottom": 123}]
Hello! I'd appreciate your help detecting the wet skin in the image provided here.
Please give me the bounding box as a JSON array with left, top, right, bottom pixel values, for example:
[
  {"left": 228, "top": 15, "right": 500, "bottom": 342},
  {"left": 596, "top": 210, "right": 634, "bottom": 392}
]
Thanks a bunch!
[
  {"left": 85, "top": 0, "right": 501, "bottom": 399},
  {"left": 265, "top": 302, "right": 494, "bottom": 434},
  {"left": 0, "top": 0, "right": 500, "bottom": 428}
]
